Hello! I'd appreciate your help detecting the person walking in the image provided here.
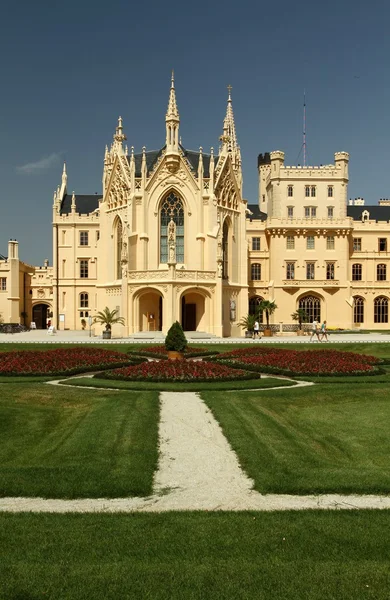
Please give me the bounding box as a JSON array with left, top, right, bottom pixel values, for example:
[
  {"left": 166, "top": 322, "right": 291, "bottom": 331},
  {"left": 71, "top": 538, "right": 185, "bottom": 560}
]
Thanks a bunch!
[
  {"left": 310, "top": 319, "right": 321, "bottom": 342},
  {"left": 320, "top": 320, "right": 328, "bottom": 342},
  {"left": 253, "top": 320, "right": 260, "bottom": 339}
]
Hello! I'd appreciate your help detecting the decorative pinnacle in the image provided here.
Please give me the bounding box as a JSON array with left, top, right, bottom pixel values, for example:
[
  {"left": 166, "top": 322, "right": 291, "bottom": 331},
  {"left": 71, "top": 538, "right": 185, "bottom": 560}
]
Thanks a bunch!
[
  {"left": 166, "top": 70, "right": 179, "bottom": 121},
  {"left": 220, "top": 85, "right": 238, "bottom": 153},
  {"left": 114, "top": 116, "right": 127, "bottom": 143},
  {"left": 227, "top": 84, "right": 232, "bottom": 101}
]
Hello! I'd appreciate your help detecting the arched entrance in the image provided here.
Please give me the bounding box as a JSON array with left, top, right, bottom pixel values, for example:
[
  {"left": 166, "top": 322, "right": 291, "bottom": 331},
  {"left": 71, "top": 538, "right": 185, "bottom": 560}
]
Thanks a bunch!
[
  {"left": 181, "top": 291, "right": 207, "bottom": 331},
  {"left": 138, "top": 291, "right": 163, "bottom": 332},
  {"left": 32, "top": 303, "right": 50, "bottom": 329}
]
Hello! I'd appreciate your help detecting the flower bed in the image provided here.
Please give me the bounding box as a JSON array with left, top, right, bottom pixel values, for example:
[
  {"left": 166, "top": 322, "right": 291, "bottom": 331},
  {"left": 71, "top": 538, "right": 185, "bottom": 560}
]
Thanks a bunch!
[
  {"left": 0, "top": 347, "right": 136, "bottom": 376},
  {"left": 212, "top": 347, "right": 382, "bottom": 376},
  {"left": 99, "top": 359, "right": 260, "bottom": 383},
  {"left": 129, "top": 345, "right": 216, "bottom": 359}
]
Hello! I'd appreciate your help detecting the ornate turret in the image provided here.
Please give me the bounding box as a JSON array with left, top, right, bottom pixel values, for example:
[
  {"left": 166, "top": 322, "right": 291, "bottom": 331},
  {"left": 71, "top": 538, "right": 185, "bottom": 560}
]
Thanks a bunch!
[
  {"left": 220, "top": 86, "right": 242, "bottom": 189},
  {"left": 165, "top": 71, "right": 180, "bottom": 173},
  {"left": 112, "top": 116, "right": 127, "bottom": 155}
]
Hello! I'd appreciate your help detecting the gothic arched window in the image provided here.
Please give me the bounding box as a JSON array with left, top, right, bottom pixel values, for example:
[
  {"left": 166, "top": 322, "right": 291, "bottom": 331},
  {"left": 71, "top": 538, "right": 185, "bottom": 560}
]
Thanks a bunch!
[
  {"left": 299, "top": 295, "right": 321, "bottom": 322},
  {"left": 374, "top": 296, "right": 388, "bottom": 323},
  {"left": 353, "top": 296, "right": 364, "bottom": 324},
  {"left": 160, "top": 192, "right": 184, "bottom": 263},
  {"left": 249, "top": 296, "right": 264, "bottom": 323},
  {"left": 222, "top": 220, "right": 229, "bottom": 279},
  {"left": 116, "top": 219, "right": 123, "bottom": 279}
]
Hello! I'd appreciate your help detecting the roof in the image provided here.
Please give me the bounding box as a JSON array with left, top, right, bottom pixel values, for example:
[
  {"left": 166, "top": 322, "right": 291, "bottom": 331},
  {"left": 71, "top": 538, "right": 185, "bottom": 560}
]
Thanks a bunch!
[
  {"left": 0, "top": 253, "right": 7, "bottom": 260},
  {"left": 60, "top": 194, "right": 101, "bottom": 215},
  {"left": 347, "top": 205, "right": 390, "bottom": 222},
  {"left": 128, "top": 145, "right": 217, "bottom": 178},
  {"left": 246, "top": 204, "right": 268, "bottom": 221}
]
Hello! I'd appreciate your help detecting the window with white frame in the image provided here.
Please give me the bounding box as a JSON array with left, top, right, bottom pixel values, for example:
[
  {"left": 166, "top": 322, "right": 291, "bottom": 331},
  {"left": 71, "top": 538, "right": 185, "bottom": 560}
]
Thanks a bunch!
[
  {"left": 79, "top": 231, "right": 89, "bottom": 246},
  {"left": 306, "top": 262, "right": 315, "bottom": 280},
  {"left": 326, "top": 236, "right": 335, "bottom": 250},
  {"left": 286, "top": 262, "right": 295, "bottom": 279},
  {"left": 327, "top": 206, "right": 334, "bottom": 218},
  {"left": 377, "top": 264, "right": 387, "bottom": 281},
  {"left": 79, "top": 259, "right": 89, "bottom": 278},
  {"left": 304, "top": 206, "right": 310, "bottom": 218},
  {"left": 305, "top": 186, "right": 310, "bottom": 197},
  {"left": 287, "top": 185, "right": 293, "bottom": 197},
  {"left": 353, "top": 238, "right": 362, "bottom": 251},
  {"left": 0, "top": 277, "right": 6, "bottom": 291},
  {"left": 252, "top": 237, "right": 260, "bottom": 251},
  {"left": 378, "top": 238, "right": 387, "bottom": 252},
  {"left": 80, "top": 292, "right": 89, "bottom": 307},
  {"left": 287, "top": 206, "right": 294, "bottom": 218},
  {"left": 311, "top": 186, "right": 316, "bottom": 197},
  {"left": 352, "top": 264, "right": 362, "bottom": 281},
  {"left": 326, "top": 262, "right": 335, "bottom": 280},
  {"left": 328, "top": 186, "right": 333, "bottom": 197},
  {"left": 251, "top": 263, "right": 261, "bottom": 280},
  {"left": 286, "top": 236, "right": 295, "bottom": 249},
  {"left": 307, "top": 236, "right": 315, "bottom": 249}
]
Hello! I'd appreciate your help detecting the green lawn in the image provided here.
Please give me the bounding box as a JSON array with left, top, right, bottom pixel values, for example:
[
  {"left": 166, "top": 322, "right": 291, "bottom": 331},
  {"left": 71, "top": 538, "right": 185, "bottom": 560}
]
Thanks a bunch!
[
  {"left": 202, "top": 383, "right": 390, "bottom": 495},
  {"left": 0, "top": 511, "right": 389, "bottom": 600},
  {"left": 61, "top": 375, "right": 295, "bottom": 391},
  {"left": 0, "top": 384, "right": 159, "bottom": 498}
]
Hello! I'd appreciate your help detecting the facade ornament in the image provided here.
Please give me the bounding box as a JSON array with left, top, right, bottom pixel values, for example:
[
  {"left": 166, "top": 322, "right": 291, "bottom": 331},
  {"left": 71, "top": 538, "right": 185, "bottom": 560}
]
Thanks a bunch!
[{"left": 168, "top": 217, "right": 176, "bottom": 264}]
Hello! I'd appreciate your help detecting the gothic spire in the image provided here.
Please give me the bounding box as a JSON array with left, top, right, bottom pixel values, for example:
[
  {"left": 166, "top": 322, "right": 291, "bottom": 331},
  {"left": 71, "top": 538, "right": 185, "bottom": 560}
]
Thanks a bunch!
[
  {"left": 165, "top": 71, "right": 180, "bottom": 153},
  {"left": 220, "top": 85, "right": 242, "bottom": 189},
  {"left": 220, "top": 85, "right": 238, "bottom": 154},
  {"left": 113, "top": 116, "right": 127, "bottom": 154}
]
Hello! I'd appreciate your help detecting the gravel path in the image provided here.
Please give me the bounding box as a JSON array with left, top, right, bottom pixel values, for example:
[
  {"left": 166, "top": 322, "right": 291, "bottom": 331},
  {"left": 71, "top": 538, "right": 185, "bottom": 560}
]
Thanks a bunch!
[{"left": 0, "top": 390, "right": 389, "bottom": 513}]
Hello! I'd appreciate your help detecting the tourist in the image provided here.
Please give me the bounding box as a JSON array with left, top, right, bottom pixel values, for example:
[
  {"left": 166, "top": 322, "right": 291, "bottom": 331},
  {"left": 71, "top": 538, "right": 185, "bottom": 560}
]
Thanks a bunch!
[
  {"left": 320, "top": 320, "right": 328, "bottom": 342},
  {"left": 253, "top": 320, "right": 260, "bottom": 339},
  {"left": 310, "top": 319, "right": 321, "bottom": 342}
]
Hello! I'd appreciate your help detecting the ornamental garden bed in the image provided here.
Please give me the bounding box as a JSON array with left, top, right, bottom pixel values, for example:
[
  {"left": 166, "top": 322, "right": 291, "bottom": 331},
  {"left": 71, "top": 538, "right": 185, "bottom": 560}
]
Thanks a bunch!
[
  {"left": 211, "top": 347, "right": 383, "bottom": 376},
  {"left": 98, "top": 359, "right": 260, "bottom": 383},
  {"left": 0, "top": 347, "right": 139, "bottom": 376},
  {"left": 129, "top": 345, "right": 217, "bottom": 359}
]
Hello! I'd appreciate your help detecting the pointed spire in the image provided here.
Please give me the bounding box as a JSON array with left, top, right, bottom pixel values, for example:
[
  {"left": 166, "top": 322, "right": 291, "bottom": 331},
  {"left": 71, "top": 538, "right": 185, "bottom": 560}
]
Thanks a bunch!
[
  {"left": 113, "top": 116, "right": 127, "bottom": 154},
  {"left": 71, "top": 191, "right": 76, "bottom": 212},
  {"left": 62, "top": 162, "right": 67, "bottom": 185},
  {"left": 220, "top": 85, "right": 238, "bottom": 154},
  {"left": 165, "top": 71, "right": 180, "bottom": 157}
]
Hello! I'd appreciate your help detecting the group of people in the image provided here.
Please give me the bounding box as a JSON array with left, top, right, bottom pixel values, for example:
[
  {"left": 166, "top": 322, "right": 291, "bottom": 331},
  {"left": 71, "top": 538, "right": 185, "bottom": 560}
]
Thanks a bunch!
[{"left": 310, "top": 319, "right": 328, "bottom": 342}]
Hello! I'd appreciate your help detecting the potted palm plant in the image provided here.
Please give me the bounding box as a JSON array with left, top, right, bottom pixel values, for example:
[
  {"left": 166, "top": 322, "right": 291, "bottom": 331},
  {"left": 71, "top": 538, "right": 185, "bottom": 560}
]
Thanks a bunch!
[
  {"left": 291, "top": 308, "right": 309, "bottom": 336},
  {"left": 93, "top": 307, "right": 125, "bottom": 339},
  {"left": 258, "top": 300, "right": 277, "bottom": 337},
  {"left": 165, "top": 321, "right": 187, "bottom": 360},
  {"left": 238, "top": 314, "right": 257, "bottom": 338}
]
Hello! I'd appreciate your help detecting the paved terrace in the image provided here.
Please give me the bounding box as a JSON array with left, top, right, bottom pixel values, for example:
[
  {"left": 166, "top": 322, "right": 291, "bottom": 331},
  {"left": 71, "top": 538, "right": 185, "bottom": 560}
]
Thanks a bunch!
[{"left": 1, "top": 330, "right": 390, "bottom": 344}]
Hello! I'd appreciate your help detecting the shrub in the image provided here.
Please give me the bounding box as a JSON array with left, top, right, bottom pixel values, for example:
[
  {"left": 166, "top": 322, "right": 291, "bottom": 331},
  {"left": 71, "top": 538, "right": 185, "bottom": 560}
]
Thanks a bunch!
[{"left": 165, "top": 321, "right": 188, "bottom": 353}]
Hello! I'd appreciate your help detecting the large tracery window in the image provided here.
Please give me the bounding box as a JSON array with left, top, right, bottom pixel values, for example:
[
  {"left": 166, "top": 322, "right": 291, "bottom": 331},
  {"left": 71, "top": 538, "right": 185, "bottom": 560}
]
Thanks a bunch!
[
  {"left": 374, "top": 296, "right": 388, "bottom": 323},
  {"left": 299, "top": 295, "right": 321, "bottom": 323},
  {"left": 116, "top": 219, "right": 123, "bottom": 280},
  {"left": 160, "top": 192, "right": 184, "bottom": 263},
  {"left": 249, "top": 296, "right": 264, "bottom": 323},
  {"left": 353, "top": 296, "right": 364, "bottom": 324},
  {"left": 222, "top": 220, "right": 229, "bottom": 279}
]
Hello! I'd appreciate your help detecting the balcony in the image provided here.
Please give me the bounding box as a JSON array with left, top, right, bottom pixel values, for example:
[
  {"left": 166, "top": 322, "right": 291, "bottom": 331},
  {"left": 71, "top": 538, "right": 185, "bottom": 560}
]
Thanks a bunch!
[{"left": 282, "top": 279, "right": 340, "bottom": 288}]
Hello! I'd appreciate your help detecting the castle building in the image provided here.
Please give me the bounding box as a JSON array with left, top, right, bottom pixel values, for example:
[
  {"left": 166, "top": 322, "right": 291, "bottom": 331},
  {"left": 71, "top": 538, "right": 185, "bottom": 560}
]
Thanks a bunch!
[{"left": 2, "top": 76, "right": 390, "bottom": 335}]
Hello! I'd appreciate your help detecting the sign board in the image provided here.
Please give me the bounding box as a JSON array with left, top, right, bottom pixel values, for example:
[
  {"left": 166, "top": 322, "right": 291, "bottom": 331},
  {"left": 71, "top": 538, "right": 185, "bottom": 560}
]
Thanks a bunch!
[{"left": 59, "top": 314, "right": 65, "bottom": 323}]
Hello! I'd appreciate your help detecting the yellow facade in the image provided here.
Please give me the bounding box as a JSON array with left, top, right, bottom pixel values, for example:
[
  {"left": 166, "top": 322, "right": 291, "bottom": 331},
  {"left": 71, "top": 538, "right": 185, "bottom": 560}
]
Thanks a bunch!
[{"left": 2, "top": 78, "right": 390, "bottom": 334}]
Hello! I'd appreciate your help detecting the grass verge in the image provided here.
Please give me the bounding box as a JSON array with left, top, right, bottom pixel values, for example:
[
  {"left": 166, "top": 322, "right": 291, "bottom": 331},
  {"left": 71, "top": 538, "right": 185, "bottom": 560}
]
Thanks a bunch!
[
  {"left": 201, "top": 383, "right": 390, "bottom": 495},
  {"left": 0, "top": 383, "right": 159, "bottom": 498},
  {"left": 0, "top": 511, "right": 389, "bottom": 600},
  {"left": 59, "top": 376, "right": 296, "bottom": 391}
]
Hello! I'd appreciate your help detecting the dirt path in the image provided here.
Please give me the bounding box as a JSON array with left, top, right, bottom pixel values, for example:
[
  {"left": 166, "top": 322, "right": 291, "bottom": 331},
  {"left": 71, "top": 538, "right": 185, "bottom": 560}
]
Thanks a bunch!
[{"left": 0, "top": 390, "right": 389, "bottom": 513}]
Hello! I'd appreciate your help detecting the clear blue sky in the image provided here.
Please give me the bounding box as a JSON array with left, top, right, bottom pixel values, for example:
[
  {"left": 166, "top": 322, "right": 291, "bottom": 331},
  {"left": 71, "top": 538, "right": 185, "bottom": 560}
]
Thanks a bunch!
[{"left": 0, "top": 0, "right": 388, "bottom": 265}]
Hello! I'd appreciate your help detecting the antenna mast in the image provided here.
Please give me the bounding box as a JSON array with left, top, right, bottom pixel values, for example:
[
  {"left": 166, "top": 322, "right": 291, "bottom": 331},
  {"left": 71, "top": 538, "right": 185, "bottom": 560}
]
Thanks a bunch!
[{"left": 303, "top": 90, "right": 306, "bottom": 167}]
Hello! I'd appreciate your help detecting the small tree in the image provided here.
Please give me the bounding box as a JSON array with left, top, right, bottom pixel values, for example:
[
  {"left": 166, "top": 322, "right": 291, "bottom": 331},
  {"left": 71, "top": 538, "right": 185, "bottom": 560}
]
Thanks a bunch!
[
  {"left": 238, "top": 314, "right": 257, "bottom": 334},
  {"left": 258, "top": 300, "right": 277, "bottom": 329},
  {"left": 93, "top": 307, "right": 125, "bottom": 331},
  {"left": 165, "top": 321, "right": 188, "bottom": 353},
  {"left": 291, "top": 308, "right": 309, "bottom": 330}
]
